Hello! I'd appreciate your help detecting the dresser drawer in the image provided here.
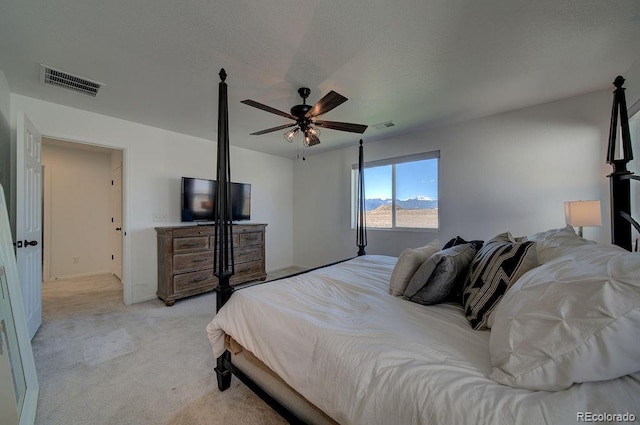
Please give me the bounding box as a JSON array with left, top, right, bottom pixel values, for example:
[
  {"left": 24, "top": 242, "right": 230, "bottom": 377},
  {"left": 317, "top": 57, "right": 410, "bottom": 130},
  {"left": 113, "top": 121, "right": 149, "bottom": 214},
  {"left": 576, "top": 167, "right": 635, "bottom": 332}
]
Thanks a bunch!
[
  {"left": 173, "top": 251, "right": 214, "bottom": 273},
  {"left": 234, "top": 245, "right": 262, "bottom": 264},
  {"left": 172, "top": 227, "right": 214, "bottom": 238},
  {"left": 173, "top": 236, "right": 210, "bottom": 252},
  {"left": 239, "top": 231, "right": 263, "bottom": 246},
  {"left": 174, "top": 269, "right": 216, "bottom": 292},
  {"left": 209, "top": 234, "right": 240, "bottom": 247},
  {"left": 233, "top": 260, "right": 263, "bottom": 277}
]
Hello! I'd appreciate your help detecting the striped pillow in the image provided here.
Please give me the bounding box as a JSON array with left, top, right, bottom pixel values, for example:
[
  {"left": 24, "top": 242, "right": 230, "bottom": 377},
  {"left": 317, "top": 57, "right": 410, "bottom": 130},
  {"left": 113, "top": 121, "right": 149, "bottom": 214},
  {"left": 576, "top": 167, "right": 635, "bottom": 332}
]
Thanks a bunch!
[{"left": 462, "top": 233, "right": 538, "bottom": 330}]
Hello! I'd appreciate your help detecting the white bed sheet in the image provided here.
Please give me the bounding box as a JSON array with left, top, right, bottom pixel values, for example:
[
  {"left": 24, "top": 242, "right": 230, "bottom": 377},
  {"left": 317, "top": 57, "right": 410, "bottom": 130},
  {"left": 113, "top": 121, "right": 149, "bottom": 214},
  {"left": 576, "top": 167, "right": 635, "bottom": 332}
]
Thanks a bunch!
[{"left": 207, "top": 255, "right": 640, "bottom": 425}]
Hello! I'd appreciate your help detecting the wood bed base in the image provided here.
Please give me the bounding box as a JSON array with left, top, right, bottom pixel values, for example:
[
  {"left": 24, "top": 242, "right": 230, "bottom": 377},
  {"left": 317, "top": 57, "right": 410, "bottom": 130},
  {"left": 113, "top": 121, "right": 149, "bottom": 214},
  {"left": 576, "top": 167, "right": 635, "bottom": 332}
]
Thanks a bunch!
[
  {"left": 217, "top": 350, "right": 309, "bottom": 424},
  {"left": 218, "top": 338, "right": 339, "bottom": 425}
]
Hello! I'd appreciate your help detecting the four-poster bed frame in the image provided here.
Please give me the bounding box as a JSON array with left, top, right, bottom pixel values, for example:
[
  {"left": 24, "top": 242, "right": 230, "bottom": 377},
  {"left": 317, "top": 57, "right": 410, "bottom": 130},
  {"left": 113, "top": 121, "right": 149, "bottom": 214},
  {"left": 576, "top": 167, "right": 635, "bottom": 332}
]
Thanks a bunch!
[
  {"left": 210, "top": 70, "right": 638, "bottom": 424},
  {"left": 608, "top": 76, "right": 640, "bottom": 251},
  {"left": 211, "top": 69, "right": 368, "bottom": 423}
]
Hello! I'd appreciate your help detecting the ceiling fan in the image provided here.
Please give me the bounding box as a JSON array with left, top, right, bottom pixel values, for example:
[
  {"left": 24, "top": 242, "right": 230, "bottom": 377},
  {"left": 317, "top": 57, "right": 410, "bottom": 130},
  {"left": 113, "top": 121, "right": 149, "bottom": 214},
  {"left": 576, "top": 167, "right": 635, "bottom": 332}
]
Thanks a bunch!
[{"left": 241, "top": 87, "right": 368, "bottom": 147}]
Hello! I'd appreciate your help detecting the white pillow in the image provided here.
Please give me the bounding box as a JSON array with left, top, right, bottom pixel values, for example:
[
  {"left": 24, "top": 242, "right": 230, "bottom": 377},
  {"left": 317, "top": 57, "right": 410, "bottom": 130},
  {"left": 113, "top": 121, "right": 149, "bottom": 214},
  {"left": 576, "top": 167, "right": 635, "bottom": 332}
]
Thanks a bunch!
[
  {"left": 489, "top": 243, "right": 640, "bottom": 391},
  {"left": 389, "top": 240, "right": 440, "bottom": 297},
  {"left": 526, "top": 225, "right": 593, "bottom": 264}
]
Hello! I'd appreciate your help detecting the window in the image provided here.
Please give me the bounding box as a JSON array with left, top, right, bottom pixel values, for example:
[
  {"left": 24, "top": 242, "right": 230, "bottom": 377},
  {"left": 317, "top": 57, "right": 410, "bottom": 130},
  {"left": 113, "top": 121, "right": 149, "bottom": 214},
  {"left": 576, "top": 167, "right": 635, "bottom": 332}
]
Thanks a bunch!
[{"left": 352, "top": 151, "right": 439, "bottom": 230}]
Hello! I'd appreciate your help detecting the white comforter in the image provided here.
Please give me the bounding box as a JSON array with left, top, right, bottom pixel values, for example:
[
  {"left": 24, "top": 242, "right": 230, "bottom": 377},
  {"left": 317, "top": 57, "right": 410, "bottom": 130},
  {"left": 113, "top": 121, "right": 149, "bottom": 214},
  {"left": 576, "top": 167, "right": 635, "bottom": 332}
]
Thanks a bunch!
[{"left": 207, "top": 255, "right": 640, "bottom": 425}]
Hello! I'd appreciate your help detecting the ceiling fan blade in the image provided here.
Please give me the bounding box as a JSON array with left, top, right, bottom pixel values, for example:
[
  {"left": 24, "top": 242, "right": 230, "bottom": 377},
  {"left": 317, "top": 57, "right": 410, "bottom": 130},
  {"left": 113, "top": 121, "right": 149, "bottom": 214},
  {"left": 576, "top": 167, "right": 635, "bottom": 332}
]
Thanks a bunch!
[
  {"left": 241, "top": 99, "right": 297, "bottom": 120},
  {"left": 305, "top": 133, "right": 321, "bottom": 147},
  {"left": 305, "top": 91, "right": 348, "bottom": 118},
  {"left": 250, "top": 123, "right": 297, "bottom": 136},
  {"left": 314, "top": 120, "right": 368, "bottom": 134}
]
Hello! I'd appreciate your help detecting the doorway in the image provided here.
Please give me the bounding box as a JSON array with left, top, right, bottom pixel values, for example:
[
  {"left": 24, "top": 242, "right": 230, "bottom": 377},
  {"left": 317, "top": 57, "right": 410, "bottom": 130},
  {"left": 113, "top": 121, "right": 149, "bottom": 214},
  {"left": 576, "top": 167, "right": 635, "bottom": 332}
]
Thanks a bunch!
[{"left": 41, "top": 138, "right": 125, "bottom": 299}]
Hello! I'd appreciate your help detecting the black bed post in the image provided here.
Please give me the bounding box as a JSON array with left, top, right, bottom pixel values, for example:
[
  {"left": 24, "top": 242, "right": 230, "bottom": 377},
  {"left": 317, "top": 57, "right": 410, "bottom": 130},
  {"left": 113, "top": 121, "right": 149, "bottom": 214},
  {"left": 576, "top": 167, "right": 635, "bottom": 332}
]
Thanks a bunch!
[
  {"left": 606, "top": 76, "right": 639, "bottom": 251},
  {"left": 213, "top": 68, "right": 235, "bottom": 391},
  {"left": 356, "top": 139, "right": 367, "bottom": 256}
]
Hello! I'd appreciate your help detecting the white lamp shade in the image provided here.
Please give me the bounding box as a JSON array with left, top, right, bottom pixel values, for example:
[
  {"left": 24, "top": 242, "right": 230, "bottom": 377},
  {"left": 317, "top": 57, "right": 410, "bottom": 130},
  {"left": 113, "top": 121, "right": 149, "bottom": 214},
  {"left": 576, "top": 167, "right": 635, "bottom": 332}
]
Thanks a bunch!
[{"left": 564, "top": 200, "right": 602, "bottom": 227}]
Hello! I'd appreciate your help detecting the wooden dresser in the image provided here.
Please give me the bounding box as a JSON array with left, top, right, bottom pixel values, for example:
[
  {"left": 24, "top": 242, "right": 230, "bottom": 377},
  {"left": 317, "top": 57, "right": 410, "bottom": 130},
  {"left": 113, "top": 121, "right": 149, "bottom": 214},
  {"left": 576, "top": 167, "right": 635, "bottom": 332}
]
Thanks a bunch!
[{"left": 155, "top": 224, "right": 267, "bottom": 306}]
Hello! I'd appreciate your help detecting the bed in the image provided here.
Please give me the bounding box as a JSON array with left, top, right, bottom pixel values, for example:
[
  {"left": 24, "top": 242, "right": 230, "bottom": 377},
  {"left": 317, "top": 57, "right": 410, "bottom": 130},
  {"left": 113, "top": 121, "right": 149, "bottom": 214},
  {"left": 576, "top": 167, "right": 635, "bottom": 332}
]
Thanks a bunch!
[
  {"left": 207, "top": 238, "right": 640, "bottom": 424},
  {"left": 206, "top": 72, "right": 640, "bottom": 424}
]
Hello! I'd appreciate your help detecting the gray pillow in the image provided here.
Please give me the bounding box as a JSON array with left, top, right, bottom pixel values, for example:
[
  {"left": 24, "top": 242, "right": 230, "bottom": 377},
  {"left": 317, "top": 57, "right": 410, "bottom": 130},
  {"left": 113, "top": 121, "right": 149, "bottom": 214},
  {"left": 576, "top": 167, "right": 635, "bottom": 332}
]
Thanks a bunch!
[{"left": 404, "top": 243, "right": 477, "bottom": 305}]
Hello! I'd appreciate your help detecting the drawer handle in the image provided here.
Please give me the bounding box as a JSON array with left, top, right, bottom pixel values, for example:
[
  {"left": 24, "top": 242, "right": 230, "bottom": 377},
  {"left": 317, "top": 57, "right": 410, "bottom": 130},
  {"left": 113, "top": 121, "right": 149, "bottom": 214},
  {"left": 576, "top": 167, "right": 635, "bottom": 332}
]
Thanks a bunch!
[
  {"left": 191, "top": 276, "right": 208, "bottom": 283},
  {"left": 183, "top": 242, "right": 199, "bottom": 247},
  {"left": 192, "top": 258, "right": 208, "bottom": 263}
]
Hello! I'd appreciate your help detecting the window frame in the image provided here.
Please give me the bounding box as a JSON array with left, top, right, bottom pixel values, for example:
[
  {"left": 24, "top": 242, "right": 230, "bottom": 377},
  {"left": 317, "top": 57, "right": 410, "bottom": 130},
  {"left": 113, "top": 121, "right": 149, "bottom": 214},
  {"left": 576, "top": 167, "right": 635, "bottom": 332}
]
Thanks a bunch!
[{"left": 351, "top": 150, "right": 440, "bottom": 232}]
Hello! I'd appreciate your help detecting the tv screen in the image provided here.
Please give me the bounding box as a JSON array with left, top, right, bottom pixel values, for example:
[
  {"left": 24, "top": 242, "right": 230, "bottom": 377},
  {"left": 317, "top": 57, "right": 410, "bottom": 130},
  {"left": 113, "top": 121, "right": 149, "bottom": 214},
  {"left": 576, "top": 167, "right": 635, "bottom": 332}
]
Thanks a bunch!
[
  {"left": 181, "top": 177, "right": 251, "bottom": 222},
  {"left": 230, "top": 181, "right": 251, "bottom": 221}
]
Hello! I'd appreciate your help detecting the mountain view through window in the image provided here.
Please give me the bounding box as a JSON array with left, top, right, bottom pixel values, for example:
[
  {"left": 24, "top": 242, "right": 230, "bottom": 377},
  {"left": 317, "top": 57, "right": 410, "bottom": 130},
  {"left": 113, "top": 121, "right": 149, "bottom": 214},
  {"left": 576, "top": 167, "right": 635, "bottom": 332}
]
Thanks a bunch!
[{"left": 361, "top": 156, "right": 438, "bottom": 229}]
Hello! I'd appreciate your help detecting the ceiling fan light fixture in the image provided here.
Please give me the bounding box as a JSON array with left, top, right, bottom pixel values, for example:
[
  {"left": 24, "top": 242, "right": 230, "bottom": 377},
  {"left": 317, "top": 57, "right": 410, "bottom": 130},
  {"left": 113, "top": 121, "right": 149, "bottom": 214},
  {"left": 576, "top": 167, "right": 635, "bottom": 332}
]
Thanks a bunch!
[
  {"left": 284, "top": 127, "right": 300, "bottom": 143},
  {"left": 306, "top": 126, "right": 320, "bottom": 137},
  {"left": 304, "top": 126, "right": 321, "bottom": 147}
]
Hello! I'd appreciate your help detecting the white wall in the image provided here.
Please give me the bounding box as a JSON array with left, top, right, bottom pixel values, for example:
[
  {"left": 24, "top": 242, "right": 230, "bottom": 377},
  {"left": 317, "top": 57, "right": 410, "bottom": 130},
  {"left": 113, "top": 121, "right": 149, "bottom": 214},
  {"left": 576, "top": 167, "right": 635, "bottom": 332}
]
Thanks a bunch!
[
  {"left": 625, "top": 59, "right": 640, "bottom": 115},
  {"left": 42, "top": 142, "right": 112, "bottom": 279},
  {"left": 293, "top": 89, "right": 613, "bottom": 268},
  {"left": 6, "top": 77, "right": 635, "bottom": 297},
  {"left": 11, "top": 94, "right": 294, "bottom": 303}
]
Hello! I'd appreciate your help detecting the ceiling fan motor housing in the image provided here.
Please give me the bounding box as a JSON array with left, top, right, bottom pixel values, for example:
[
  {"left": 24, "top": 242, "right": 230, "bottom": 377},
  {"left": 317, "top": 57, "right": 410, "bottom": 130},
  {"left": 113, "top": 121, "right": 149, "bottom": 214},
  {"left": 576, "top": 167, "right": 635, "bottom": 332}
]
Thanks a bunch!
[{"left": 291, "top": 103, "right": 312, "bottom": 118}]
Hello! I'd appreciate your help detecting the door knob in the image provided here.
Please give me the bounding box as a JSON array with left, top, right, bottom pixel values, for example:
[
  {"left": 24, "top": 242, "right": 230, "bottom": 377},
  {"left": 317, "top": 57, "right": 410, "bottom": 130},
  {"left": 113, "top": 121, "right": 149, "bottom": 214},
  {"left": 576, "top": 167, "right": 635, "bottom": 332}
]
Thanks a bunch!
[
  {"left": 24, "top": 240, "right": 38, "bottom": 247},
  {"left": 115, "top": 227, "right": 122, "bottom": 231}
]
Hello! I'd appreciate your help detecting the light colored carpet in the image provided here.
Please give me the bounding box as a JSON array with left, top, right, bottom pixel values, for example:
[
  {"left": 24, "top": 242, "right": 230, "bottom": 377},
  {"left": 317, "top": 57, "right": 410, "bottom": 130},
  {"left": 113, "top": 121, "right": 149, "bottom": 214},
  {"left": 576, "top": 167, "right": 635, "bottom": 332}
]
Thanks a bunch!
[{"left": 31, "top": 270, "right": 303, "bottom": 425}]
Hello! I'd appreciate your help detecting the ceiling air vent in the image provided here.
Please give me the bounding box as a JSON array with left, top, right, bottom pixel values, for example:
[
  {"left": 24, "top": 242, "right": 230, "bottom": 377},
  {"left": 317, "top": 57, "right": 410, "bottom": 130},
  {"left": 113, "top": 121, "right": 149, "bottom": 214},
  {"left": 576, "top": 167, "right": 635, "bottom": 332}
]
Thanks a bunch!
[
  {"left": 373, "top": 121, "right": 395, "bottom": 130},
  {"left": 40, "top": 64, "right": 103, "bottom": 97}
]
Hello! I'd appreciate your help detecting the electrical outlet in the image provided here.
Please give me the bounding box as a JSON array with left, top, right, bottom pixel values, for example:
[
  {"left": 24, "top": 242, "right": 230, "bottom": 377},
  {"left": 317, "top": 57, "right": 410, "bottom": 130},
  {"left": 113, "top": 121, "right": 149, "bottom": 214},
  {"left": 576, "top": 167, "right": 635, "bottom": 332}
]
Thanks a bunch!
[
  {"left": 152, "top": 213, "right": 168, "bottom": 222},
  {"left": 73, "top": 256, "right": 80, "bottom": 264}
]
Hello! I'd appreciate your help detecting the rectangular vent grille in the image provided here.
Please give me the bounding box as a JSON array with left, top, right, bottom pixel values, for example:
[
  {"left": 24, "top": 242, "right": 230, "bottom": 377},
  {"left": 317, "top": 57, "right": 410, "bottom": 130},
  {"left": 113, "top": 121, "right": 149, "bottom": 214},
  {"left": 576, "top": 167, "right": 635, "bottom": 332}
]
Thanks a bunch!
[
  {"left": 373, "top": 121, "right": 395, "bottom": 130},
  {"left": 40, "top": 65, "right": 103, "bottom": 97}
]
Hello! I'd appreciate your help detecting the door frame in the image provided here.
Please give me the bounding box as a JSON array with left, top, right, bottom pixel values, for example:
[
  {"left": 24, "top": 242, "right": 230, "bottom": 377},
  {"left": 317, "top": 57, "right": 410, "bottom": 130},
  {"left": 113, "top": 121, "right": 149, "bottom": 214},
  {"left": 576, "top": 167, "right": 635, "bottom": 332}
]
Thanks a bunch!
[
  {"left": 40, "top": 134, "right": 132, "bottom": 304},
  {"left": 110, "top": 159, "right": 123, "bottom": 280}
]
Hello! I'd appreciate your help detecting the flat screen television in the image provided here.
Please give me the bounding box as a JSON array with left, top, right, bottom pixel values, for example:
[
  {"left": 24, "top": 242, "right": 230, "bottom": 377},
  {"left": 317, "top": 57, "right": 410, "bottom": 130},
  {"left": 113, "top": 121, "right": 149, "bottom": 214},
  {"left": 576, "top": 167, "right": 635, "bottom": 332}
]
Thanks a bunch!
[{"left": 181, "top": 177, "right": 251, "bottom": 222}]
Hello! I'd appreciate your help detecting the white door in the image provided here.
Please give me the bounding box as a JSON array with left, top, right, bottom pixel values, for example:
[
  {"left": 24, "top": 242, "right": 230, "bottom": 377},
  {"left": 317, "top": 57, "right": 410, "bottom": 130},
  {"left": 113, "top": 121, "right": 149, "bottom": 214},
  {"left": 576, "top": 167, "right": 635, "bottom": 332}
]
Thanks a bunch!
[
  {"left": 16, "top": 113, "right": 42, "bottom": 340},
  {"left": 110, "top": 162, "right": 123, "bottom": 279}
]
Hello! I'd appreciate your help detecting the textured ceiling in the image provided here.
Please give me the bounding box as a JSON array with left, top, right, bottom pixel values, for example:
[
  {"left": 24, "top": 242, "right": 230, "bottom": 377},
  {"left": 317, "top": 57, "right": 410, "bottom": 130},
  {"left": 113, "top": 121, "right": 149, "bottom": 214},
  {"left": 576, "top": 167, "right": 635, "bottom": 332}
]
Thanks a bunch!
[{"left": 1, "top": 0, "right": 640, "bottom": 158}]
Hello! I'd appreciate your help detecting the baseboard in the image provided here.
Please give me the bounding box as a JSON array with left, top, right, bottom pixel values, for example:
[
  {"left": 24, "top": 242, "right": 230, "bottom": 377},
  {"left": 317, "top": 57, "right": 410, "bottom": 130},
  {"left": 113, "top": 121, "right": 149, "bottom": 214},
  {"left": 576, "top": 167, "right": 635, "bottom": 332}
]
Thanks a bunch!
[{"left": 45, "top": 271, "right": 113, "bottom": 283}]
